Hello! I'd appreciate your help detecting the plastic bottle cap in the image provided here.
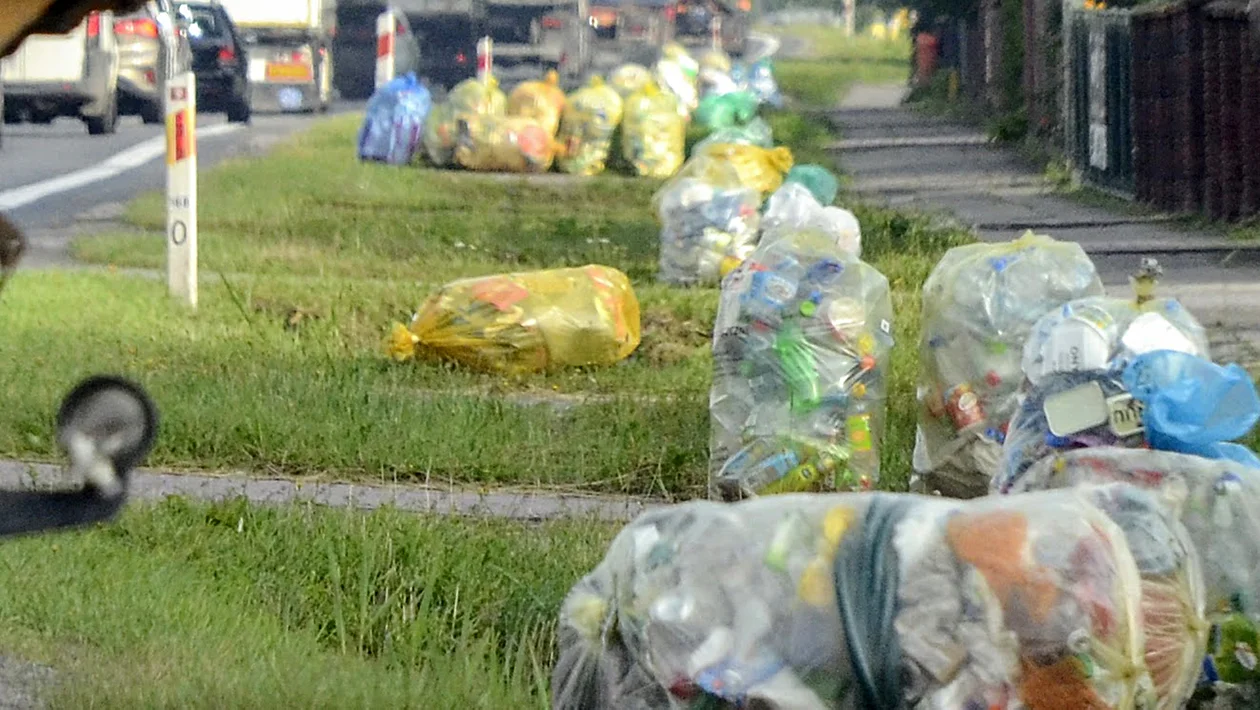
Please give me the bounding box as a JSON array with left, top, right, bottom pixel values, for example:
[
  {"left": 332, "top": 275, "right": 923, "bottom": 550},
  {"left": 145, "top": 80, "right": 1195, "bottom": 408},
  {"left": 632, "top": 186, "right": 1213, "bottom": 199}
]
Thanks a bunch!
[{"left": 800, "top": 301, "right": 817, "bottom": 317}]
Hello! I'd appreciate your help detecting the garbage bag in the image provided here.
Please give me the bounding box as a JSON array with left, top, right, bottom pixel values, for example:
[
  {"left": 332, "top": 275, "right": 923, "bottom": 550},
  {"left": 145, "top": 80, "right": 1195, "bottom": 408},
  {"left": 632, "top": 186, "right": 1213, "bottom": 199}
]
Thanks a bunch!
[
  {"left": 552, "top": 484, "right": 1208, "bottom": 710},
  {"left": 709, "top": 229, "right": 893, "bottom": 499},
  {"left": 691, "top": 117, "right": 774, "bottom": 154},
  {"left": 911, "top": 232, "right": 1105, "bottom": 498},
  {"left": 388, "top": 265, "right": 641, "bottom": 374},
  {"left": 653, "top": 159, "right": 761, "bottom": 286},
  {"left": 747, "top": 58, "right": 784, "bottom": 108},
  {"left": 700, "top": 66, "right": 740, "bottom": 99},
  {"left": 656, "top": 43, "right": 700, "bottom": 117},
  {"left": 761, "top": 183, "right": 862, "bottom": 257},
  {"left": 610, "top": 63, "right": 653, "bottom": 98},
  {"left": 357, "top": 72, "right": 433, "bottom": 166},
  {"left": 507, "top": 69, "right": 567, "bottom": 136},
  {"left": 691, "top": 142, "right": 794, "bottom": 197},
  {"left": 556, "top": 76, "right": 624, "bottom": 176},
  {"left": 1021, "top": 295, "right": 1210, "bottom": 389},
  {"left": 698, "top": 48, "right": 731, "bottom": 75},
  {"left": 784, "top": 164, "right": 841, "bottom": 207},
  {"left": 448, "top": 75, "right": 507, "bottom": 118},
  {"left": 694, "top": 91, "right": 759, "bottom": 132},
  {"left": 622, "top": 82, "right": 686, "bottom": 178},
  {"left": 423, "top": 102, "right": 458, "bottom": 167},
  {"left": 454, "top": 114, "right": 557, "bottom": 173}
]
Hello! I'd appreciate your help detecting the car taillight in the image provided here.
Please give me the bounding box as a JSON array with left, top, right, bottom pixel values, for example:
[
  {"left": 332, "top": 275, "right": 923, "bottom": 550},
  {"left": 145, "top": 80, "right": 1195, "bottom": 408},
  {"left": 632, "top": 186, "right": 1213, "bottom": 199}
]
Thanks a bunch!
[
  {"left": 455, "top": 51, "right": 467, "bottom": 64},
  {"left": 87, "top": 12, "right": 102, "bottom": 37},
  {"left": 115, "top": 18, "right": 159, "bottom": 37},
  {"left": 541, "top": 16, "right": 563, "bottom": 29},
  {"left": 395, "top": 21, "right": 407, "bottom": 36},
  {"left": 218, "top": 45, "right": 236, "bottom": 63}
]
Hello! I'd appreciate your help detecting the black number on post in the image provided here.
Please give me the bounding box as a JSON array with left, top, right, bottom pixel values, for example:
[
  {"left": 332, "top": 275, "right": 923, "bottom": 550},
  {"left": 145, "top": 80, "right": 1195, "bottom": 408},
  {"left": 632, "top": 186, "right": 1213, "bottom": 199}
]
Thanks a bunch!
[{"left": 170, "top": 220, "right": 187, "bottom": 246}]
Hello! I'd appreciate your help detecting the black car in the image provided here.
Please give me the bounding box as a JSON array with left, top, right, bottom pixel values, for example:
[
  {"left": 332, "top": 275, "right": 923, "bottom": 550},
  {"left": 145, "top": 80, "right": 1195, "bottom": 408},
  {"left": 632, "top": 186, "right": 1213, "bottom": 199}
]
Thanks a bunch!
[{"left": 172, "top": 1, "right": 250, "bottom": 122}]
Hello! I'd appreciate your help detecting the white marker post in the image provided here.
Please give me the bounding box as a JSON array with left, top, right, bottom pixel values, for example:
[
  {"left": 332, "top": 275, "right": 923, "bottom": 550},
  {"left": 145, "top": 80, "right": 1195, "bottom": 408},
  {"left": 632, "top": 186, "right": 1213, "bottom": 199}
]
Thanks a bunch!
[
  {"left": 710, "top": 15, "right": 722, "bottom": 51},
  {"left": 375, "top": 11, "right": 397, "bottom": 89},
  {"left": 476, "top": 36, "right": 493, "bottom": 83},
  {"left": 165, "top": 71, "right": 197, "bottom": 308}
]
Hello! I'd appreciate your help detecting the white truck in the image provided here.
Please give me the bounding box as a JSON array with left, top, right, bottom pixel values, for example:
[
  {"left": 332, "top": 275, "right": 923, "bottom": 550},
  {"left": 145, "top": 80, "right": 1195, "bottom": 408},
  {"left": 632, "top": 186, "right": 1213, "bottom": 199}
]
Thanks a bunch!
[{"left": 217, "top": 0, "right": 336, "bottom": 112}]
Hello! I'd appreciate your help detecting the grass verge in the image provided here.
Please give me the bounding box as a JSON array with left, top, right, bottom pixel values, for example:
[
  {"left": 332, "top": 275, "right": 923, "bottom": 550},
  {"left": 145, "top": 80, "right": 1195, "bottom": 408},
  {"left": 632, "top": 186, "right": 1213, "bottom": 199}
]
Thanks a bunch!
[
  {"left": 44, "top": 38, "right": 970, "bottom": 495},
  {"left": 772, "top": 30, "right": 910, "bottom": 109},
  {"left": 0, "top": 499, "right": 611, "bottom": 708}
]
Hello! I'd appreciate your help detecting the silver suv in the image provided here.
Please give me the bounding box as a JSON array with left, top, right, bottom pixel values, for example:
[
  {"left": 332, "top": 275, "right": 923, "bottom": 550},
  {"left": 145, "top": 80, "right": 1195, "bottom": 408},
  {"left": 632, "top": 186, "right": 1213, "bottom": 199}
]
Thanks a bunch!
[{"left": 0, "top": 10, "right": 122, "bottom": 135}]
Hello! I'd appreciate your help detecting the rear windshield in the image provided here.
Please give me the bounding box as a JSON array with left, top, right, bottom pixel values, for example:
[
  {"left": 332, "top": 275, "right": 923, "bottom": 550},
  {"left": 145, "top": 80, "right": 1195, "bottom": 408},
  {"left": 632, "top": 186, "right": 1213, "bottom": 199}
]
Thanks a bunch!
[{"left": 172, "top": 4, "right": 226, "bottom": 40}]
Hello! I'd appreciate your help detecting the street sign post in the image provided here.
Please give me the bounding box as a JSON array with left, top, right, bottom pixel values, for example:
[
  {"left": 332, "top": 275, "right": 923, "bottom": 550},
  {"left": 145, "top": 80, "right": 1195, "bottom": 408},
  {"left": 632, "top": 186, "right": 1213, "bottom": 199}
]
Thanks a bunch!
[
  {"left": 375, "top": 11, "right": 396, "bottom": 89},
  {"left": 477, "top": 36, "right": 493, "bottom": 83},
  {"left": 165, "top": 72, "right": 197, "bottom": 308}
]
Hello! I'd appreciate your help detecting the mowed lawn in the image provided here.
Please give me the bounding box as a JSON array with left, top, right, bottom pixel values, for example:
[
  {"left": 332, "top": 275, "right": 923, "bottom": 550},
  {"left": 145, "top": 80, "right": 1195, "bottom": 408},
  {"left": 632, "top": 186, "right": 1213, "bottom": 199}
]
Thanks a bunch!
[{"left": 0, "top": 35, "right": 966, "bottom": 497}]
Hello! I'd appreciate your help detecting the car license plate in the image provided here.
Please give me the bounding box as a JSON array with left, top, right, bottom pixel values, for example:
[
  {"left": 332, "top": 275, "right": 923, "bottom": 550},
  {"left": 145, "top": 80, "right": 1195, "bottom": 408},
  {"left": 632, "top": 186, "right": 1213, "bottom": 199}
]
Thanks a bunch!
[{"left": 265, "top": 62, "right": 313, "bottom": 83}]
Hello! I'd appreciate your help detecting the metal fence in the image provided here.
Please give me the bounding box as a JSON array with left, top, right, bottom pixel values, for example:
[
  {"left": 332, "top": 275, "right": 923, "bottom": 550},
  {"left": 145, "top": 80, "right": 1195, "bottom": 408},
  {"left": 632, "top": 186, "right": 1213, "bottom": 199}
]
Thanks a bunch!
[{"left": 1064, "top": 8, "right": 1135, "bottom": 195}]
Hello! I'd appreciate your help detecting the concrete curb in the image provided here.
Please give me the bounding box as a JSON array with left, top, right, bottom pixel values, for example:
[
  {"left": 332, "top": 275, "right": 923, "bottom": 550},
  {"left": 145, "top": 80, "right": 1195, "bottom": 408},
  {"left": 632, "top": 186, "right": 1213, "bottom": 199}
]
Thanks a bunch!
[{"left": 0, "top": 460, "right": 665, "bottom": 524}]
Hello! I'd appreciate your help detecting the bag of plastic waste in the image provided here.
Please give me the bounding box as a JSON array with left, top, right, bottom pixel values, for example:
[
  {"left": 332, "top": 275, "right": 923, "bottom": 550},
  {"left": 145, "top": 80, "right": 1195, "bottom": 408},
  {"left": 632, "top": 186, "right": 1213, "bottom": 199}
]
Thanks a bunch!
[
  {"left": 761, "top": 183, "right": 862, "bottom": 257},
  {"left": 423, "top": 77, "right": 507, "bottom": 167},
  {"left": 357, "top": 72, "right": 433, "bottom": 166},
  {"left": 387, "top": 265, "right": 641, "bottom": 374},
  {"left": 691, "top": 142, "right": 794, "bottom": 197},
  {"left": 610, "top": 63, "right": 653, "bottom": 98},
  {"left": 911, "top": 231, "right": 1105, "bottom": 498},
  {"left": 655, "top": 43, "right": 700, "bottom": 117},
  {"left": 622, "top": 82, "right": 686, "bottom": 178},
  {"left": 709, "top": 229, "right": 893, "bottom": 499},
  {"left": 552, "top": 484, "right": 1208, "bottom": 710},
  {"left": 747, "top": 58, "right": 784, "bottom": 108},
  {"left": 454, "top": 114, "right": 557, "bottom": 173},
  {"left": 691, "top": 116, "right": 774, "bottom": 154},
  {"left": 783, "top": 164, "right": 840, "bottom": 207},
  {"left": 507, "top": 69, "right": 567, "bottom": 136},
  {"left": 694, "top": 91, "right": 759, "bottom": 132},
  {"left": 555, "top": 76, "right": 624, "bottom": 176},
  {"left": 654, "top": 158, "right": 761, "bottom": 286}
]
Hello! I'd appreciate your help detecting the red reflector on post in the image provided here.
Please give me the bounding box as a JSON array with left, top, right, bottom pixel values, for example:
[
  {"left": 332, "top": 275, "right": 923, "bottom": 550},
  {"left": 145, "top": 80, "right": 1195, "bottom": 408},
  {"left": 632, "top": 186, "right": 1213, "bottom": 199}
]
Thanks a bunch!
[
  {"left": 173, "top": 110, "right": 191, "bottom": 163},
  {"left": 377, "top": 32, "right": 394, "bottom": 58}
]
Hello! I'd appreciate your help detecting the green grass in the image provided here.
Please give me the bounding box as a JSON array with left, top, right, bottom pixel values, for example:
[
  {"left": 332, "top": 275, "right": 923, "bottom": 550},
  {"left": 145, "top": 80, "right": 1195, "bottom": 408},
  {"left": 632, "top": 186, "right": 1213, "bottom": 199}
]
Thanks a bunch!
[
  {"left": 774, "top": 34, "right": 910, "bottom": 109},
  {"left": 0, "top": 498, "right": 612, "bottom": 708},
  {"left": 43, "top": 43, "right": 973, "bottom": 495}
]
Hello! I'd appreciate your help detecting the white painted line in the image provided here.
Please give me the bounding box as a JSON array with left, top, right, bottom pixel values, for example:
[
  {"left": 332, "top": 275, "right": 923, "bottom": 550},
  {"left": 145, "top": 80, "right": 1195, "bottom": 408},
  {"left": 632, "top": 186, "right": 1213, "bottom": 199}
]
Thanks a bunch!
[
  {"left": 0, "top": 123, "right": 242, "bottom": 211},
  {"left": 830, "top": 135, "right": 991, "bottom": 150}
]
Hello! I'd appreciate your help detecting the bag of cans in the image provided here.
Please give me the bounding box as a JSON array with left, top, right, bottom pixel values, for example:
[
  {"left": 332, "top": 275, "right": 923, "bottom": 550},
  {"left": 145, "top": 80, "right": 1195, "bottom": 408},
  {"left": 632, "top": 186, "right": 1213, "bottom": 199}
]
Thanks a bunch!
[
  {"left": 911, "top": 232, "right": 1105, "bottom": 498},
  {"left": 556, "top": 76, "right": 624, "bottom": 176},
  {"left": 622, "top": 81, "right": 686, "bottom": 178},
  {"left": 552, "top": 484, "right": 1208, "bottom": 710},
  {"left": 708, "top": 228, "right": 893, "bottom": 499},
  {"left": 653, "top": 156, "right": 761, "bottom": 286},
  {"left": 387, "top": 265, "right": 641, "bottom": 375},
  {"left": 507, "top": 69, "right": 567, "bottom": 137},
  {"left": 423, "top": 76, "right": 507, "bottom": 167}
]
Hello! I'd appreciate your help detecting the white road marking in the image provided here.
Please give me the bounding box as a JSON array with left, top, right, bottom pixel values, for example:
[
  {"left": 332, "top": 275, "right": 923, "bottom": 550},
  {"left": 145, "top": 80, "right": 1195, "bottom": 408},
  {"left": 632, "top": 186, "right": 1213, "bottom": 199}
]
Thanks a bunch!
[{"left": 0, "top": 123, "right": 243, "bottom": 211}]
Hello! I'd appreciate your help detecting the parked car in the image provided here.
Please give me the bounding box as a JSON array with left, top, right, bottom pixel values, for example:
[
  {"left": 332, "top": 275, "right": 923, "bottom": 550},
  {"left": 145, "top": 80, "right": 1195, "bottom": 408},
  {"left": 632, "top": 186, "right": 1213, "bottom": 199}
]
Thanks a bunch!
[
  {"left": 333, "top": 4, "right": 421, "bottom": 100},
  {"left": 0, "top": 11, "right": 122, "bottom": 135},
  {"left": 114, "top": 3, "right": 166, "bottom": 124},
  {"left": 171, "top": 1, "right": 250, "bottom": 122}
]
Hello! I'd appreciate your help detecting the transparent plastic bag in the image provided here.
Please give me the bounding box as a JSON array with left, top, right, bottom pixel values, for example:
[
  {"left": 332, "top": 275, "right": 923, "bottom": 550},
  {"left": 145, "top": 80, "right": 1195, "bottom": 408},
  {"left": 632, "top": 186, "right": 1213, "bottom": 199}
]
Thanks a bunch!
[
  {"left": 622, "top": 82, "right": 686, "bottom": 178},
  {"left": 423, "top": 77, "right": 506, "bottom": 168},
  {"left": 911, "top": 231, "right": 1105, "bottom": 498},
  {"left": 507, "top": 70, "right": 567, "bottom": 137},
  {"left": 1004, "top": 447, "right": 1260, "bottom": 662},
  {"left": 357, "top": 73, "right": 433, "bottom": 166},
  {"left": 387, "top": 265, "right": 641, "bottom": 374},
  {"left": 747, "top": 58, "right": 784, "bottom": 108},
  {"left": 784, "top": 164, "right": 840, "bottom": 207},
  {"left": 553, "top": 484, "right": 1207, "bottom": 710},
  {"left": 1022, "top": 295, "right": 1210, "bottom": 388},
  {"left": 691, "top": 142, "right": 794, "bottom": 197},
  {"left": 610, "top": 63, "right": 653, "bottom": 99},
  {"left": 656, "top": 43, "right": 700, "bottom": 116},
  {"left": 454, "top": 114, "right": 557, "bottom": 173},
  {"left": 709, "top": 229, "right": 893, "bottom": 499},
  {"left": 761, "top": 183, "right": 861, "bottom": 257},
  {"left": 556, "top": 76, "right": 624, "bottom": 176},
  {"left": 423, "top": 102, "right": 458, "bottom": 167},
  {"left": 691, "top": 116, "right": 773, "bottom": 154},
  {"left": 653, "top": 160, "right": 760, "bottom": 286}
]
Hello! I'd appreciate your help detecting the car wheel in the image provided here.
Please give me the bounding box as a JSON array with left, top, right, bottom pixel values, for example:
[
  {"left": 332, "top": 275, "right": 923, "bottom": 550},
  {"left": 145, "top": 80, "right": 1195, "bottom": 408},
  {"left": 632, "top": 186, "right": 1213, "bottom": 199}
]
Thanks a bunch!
[
  {"left": 140, "top": 101, "right": 163, "bottom": 125},
  {"left": 86, "top": 94, "right": 118, "bottom": 135},
  {"left": 226, "top": 96, "right": 251, "bottom": 124}
]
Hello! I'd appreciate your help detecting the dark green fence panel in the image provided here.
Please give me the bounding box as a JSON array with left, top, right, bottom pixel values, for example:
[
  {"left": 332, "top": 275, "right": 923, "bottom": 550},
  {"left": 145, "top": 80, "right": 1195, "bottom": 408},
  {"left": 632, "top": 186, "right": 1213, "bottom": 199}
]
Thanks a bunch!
[{"left": 1065, "top": 9, "right": 1135, "bottom": 195}]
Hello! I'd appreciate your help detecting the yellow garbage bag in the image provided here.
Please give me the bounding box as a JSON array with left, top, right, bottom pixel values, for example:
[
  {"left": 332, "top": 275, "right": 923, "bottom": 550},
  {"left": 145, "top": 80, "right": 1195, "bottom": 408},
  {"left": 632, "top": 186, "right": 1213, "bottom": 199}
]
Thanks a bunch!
[
  {"left": 507, "top": 69, "right": 567, "bottom": 136},
  {"left": 622, "top": 81, "right": 686, "bottom": 178},
  {"left": 556, "top": 75, "right": 624, "bottom": 176},
  {"left": 454, "top": 114, "right": 558, "bottom": 173},
  {"left": 609, "top": 63, "right": 652, "bottom": 98},
  {"left": 388, "top": 265, "right": 642, "bottom": 375},
  {"left": 692, "top": 142, "right": 795, "bottom": 196},
  {"left": 423, "top": 77, "right": 507, "bottom": 167},
  {"left": 698, "top": 48, "right": 731, "bottom": 74}
]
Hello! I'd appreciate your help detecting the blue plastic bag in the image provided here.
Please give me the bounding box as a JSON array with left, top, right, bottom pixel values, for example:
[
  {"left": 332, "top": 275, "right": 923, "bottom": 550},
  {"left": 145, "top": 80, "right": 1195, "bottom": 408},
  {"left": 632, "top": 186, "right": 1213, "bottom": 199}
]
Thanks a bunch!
[
  {"left": 357, "top": 73, "right": 433, "bottom": 166},
  {"left": 1122, "top": 350, "right": 1260, "bottom": 467}
]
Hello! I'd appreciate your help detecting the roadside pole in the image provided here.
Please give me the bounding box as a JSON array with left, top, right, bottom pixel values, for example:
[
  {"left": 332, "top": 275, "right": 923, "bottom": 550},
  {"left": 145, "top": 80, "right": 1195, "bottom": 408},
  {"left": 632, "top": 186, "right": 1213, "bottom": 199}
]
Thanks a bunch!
[
  {"left": 711, "top": 16, "right": 722, "bottom": 51},
  {"left": 477, "top": 36, "right": 493, "bottom": 83},
  {"left": 162, "top": 16, "right": 197, "bottom": 308},
  {"left": 375, "top": 11, "right": 397, "bottom": 89}
]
